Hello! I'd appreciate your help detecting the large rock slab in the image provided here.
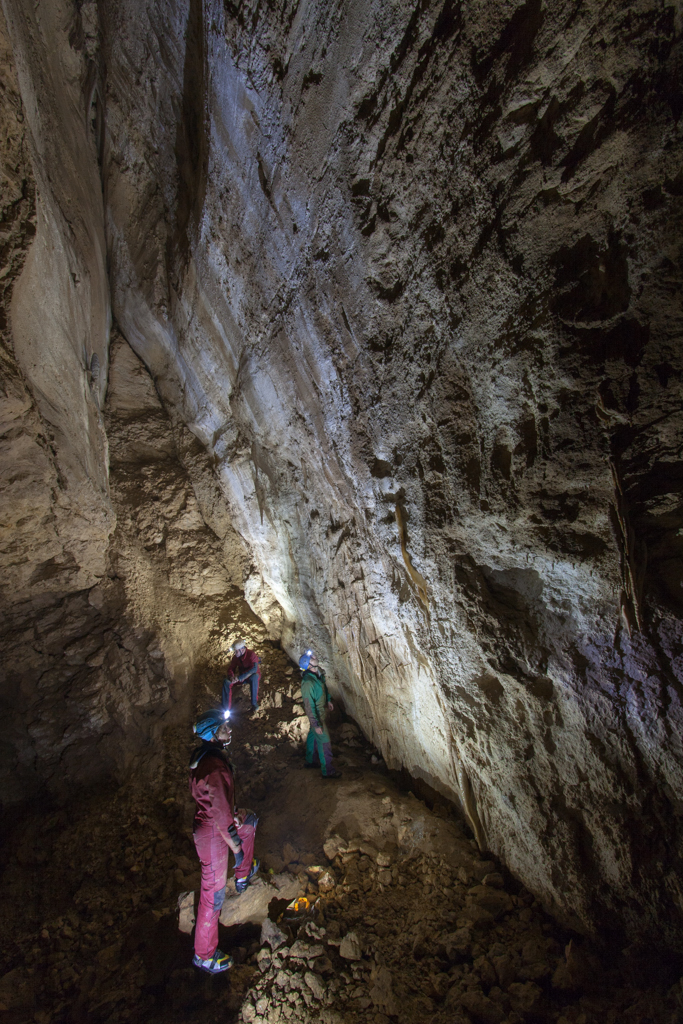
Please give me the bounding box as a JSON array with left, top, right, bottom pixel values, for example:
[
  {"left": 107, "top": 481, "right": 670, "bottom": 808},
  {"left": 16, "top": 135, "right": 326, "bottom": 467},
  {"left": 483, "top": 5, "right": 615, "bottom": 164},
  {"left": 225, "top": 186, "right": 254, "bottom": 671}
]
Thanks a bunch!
[{"left": 219, "top": 874, "right": 299, "bottom": 928}]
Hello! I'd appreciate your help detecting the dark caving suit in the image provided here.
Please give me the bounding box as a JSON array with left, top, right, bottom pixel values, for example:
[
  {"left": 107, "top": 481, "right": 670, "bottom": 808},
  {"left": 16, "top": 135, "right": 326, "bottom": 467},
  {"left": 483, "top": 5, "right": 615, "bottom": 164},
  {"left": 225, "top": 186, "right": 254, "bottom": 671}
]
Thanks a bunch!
[
  {"left": 189, "top": 743, "right": 256, "bottom": 961},
  {"left": 221, "top": 646, "right": 261, "bottom": 709},
  {"left": 301, "top": 666, "right": 335, "bottom": 776}
]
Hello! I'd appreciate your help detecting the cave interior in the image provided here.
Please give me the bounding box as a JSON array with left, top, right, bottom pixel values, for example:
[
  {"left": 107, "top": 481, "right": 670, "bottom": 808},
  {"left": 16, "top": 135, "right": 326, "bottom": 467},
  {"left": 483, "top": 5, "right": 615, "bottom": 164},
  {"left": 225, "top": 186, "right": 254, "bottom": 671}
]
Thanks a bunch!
[{"left": 0, "top": 0, "right": 682, "bottom": 1022}]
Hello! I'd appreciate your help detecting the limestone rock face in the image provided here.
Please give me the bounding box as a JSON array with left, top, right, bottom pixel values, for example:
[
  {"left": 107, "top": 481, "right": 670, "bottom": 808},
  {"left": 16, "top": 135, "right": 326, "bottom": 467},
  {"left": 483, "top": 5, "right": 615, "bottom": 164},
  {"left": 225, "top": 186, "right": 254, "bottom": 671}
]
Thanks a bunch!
[
  {"left": 0, "top": 0, "right": 113, "bottom": 598},
  {"left": 1, "top": 0, "right": 682, "bottom": 942},
  {"left": 0, "top": 323, "right": 251, "bottom": 801}
]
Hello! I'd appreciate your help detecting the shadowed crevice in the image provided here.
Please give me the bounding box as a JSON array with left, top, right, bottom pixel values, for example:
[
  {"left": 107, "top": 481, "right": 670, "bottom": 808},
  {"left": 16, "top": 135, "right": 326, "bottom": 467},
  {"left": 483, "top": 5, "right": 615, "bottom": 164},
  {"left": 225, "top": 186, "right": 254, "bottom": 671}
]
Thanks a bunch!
[{"left": 174, "top": 0, "right": 209, "bottom": 267}]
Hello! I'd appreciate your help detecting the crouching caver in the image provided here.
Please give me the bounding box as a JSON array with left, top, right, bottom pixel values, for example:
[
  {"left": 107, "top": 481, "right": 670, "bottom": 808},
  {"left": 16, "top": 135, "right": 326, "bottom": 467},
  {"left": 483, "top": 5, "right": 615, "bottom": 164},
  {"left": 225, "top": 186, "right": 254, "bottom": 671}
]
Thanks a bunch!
[
  {"left": 221, "top": 639, "right": 261, "bottom": 712},
  {"left": 189, "top": 709, "right": 260, "bottom": 974}
]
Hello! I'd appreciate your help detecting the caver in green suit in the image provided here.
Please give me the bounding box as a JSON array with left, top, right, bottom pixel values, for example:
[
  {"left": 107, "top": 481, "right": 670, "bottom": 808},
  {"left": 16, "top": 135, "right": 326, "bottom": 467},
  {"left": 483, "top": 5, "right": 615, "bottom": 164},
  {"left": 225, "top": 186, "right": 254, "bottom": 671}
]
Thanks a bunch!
[{"left": 299, "top": 651, "right": 341, "bottom": 778}]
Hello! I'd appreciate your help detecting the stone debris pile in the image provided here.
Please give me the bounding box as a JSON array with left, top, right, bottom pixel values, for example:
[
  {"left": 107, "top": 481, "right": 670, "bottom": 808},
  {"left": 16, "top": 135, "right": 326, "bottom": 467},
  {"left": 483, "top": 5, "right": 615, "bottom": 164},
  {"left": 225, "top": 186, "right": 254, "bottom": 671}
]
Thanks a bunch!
[
  {"left": 0, "top": 632, "right": 681, "bottom": 1024},
  {"left": 236, "top": 831, "right": 681, "bottom": 1024}
]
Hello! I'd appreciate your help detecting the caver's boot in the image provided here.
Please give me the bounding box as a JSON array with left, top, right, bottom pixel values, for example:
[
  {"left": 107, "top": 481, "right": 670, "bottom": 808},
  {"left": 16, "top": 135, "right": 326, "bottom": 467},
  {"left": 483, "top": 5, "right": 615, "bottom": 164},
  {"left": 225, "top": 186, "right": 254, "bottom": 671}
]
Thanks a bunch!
[
  {"left": 192, "top": 948, "right": 234, "bottom": 974},
  {"left": 235, "top": 858, "right": 260, "bottom": 894}
]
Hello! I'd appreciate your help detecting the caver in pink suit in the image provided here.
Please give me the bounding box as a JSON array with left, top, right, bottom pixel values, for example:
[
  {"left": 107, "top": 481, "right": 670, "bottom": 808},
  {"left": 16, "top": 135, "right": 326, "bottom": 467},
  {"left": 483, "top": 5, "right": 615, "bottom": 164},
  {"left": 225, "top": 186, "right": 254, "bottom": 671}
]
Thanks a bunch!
[{"left": 189, "top": 747, "right": 256, "bottom": 961}]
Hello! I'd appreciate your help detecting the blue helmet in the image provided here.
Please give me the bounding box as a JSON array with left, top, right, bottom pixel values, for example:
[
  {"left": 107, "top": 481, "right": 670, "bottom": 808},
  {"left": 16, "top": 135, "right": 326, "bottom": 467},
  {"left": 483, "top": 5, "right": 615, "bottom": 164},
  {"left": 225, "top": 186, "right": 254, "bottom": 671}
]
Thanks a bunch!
[
  {"left": 299, "top": 649, "right": 315, "bottom": 671},
  {"left": 193, "top": 708, "right": 227, "bottom": 741}
]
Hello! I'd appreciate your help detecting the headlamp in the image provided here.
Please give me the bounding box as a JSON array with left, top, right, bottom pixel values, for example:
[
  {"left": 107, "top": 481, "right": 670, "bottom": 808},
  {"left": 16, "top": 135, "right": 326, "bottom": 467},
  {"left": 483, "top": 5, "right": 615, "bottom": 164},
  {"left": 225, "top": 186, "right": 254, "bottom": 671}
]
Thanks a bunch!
[{"left": 223, "top": 709, "right": 231, "bottom": 720}]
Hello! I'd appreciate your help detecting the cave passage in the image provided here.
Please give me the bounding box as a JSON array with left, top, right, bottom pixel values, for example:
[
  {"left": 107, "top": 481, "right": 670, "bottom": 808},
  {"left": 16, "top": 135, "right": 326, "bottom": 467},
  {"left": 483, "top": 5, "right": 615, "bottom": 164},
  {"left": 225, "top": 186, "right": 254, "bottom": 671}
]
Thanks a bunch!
[{"left": 0, "top": 0, "right": 682, "bottom": 1021}]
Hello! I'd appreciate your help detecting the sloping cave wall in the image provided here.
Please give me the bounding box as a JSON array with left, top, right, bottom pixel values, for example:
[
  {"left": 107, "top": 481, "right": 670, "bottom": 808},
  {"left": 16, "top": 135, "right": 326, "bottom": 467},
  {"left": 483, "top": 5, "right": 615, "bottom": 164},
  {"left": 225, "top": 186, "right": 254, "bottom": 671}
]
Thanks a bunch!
[
  {"left": 0, "top": 0, "right": 252, "bottom": 798},
  {"left": 0, "top": 312, "right": 252, "bottom": 800},
  {"left": 0, "top": 2, "right": 254, "bottom": 802},
  {"left": 0, "top": 0, "right": 682, "bottom": 946}
]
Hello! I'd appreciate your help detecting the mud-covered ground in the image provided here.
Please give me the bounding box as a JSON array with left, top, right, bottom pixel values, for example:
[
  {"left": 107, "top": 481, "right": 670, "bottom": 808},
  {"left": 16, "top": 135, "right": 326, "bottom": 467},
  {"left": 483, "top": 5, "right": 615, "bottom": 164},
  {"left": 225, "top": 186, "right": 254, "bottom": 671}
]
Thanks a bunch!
[{"left": 0, "top": 621, "right": 681, "bottom": 1024}]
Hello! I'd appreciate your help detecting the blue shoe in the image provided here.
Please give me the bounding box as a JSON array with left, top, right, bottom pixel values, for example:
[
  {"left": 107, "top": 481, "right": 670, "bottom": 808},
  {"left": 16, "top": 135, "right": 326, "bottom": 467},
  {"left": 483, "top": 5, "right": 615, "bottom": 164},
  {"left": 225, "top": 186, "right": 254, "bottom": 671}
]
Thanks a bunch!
[
  {"left": 235, "top": 858, "right": 260, "bottom": 894},
  {"left": 193, "top": 949, "right": 233, "bottom": 973}
]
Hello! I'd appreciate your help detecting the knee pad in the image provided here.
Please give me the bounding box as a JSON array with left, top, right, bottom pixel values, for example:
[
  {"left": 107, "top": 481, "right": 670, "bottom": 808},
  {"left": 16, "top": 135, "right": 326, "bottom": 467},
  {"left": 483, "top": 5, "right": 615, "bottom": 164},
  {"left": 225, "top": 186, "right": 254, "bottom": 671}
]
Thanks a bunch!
[{"left": 213, "top": 885, "right": 226, "bottom": 912}]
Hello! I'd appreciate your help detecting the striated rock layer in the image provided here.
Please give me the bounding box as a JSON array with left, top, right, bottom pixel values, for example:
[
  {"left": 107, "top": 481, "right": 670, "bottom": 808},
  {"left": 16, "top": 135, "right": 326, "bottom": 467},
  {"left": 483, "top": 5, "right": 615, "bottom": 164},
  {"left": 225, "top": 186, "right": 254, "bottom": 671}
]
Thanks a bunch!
[{"left": 0, "top": 0, "right": 682, "bottom": 943}]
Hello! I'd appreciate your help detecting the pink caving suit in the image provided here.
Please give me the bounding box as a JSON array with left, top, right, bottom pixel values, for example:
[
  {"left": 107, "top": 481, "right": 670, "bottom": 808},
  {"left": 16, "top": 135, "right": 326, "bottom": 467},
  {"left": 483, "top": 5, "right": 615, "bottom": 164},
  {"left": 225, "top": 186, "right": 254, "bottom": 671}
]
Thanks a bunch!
[{"left": 189, "top": 746, "right": 256, "bottom": 960}]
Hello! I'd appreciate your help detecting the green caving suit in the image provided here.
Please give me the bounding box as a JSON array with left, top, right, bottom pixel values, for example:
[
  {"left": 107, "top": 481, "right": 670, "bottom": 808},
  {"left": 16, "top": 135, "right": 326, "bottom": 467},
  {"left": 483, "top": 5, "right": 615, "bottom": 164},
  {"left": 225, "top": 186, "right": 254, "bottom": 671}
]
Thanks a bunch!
[{"left": 301, "top": 668, "right": 335, "bottom": 775}]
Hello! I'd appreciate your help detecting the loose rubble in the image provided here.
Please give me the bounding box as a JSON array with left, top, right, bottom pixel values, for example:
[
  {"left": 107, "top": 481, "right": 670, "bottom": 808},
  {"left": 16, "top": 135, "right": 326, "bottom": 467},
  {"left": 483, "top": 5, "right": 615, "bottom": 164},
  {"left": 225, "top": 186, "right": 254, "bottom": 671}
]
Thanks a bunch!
[
  {"left": 234, "top": 830, "right": 683, "bottom": 1024},
  {"left": 0, "top": 631, "right": 681, "bottom": 1024}
]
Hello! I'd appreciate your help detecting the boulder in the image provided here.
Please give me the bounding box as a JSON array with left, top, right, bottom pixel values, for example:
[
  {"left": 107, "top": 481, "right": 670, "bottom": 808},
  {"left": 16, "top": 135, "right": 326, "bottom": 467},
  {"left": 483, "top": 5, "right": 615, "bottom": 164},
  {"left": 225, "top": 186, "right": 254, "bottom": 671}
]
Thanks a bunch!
[
  {"left": 0, "top": 967, "right": 34, "bottom": 1011},
  {"left": 323, "top": 835, "right": 348, "bottom": 861},
  {"left": 220, "top": 874, "right": 299, "bottom": 927},
  {"left": 260, "top": 917, "right": 288, "bottom": 951},
  {"left": 445, "top": 928, "right": 473, "bottom": 957},
  {"left": 282, "top": 843, "right": 298, "bottom": 866},
  {"left": 466, "top": 886, "right": 513, "bottom": 918},
  {"left": 286, "top": 940, "right": 324, "bottom": 960},
  {"left": 339, "top": 931, "right": 362, "bottom": 960},
  {"left": 482, "top": 873, "right": 505, "bottom": 889},
  {"left": 508, "top": 981, "right": 543, "bottom": 1013},
  {"left": 459, "top": 988, "right": 505, "bottom": 1024},
  {"left": 491, "top": 953, "right": 516, "bottom": 989},
  {"left": 177, "top": 891, "right": 195, "bottom": 935},
  {"left": 256, "top": 948, "right": 272, "bottom": 972},
  {"left": 470, "top": 861, "right": 497, "bottom": 882},
  {"left": 369, "top": 966, "right": 399, "bottom": 1017},
  {"left": 473, "top": 956, "right": 497, "bottom": 988},
  {"left": 459, "top": 904, "right": 495, "bottom": 929},
  {"left": 304, "top": 971, "right": 326, "bottom": 1000}
]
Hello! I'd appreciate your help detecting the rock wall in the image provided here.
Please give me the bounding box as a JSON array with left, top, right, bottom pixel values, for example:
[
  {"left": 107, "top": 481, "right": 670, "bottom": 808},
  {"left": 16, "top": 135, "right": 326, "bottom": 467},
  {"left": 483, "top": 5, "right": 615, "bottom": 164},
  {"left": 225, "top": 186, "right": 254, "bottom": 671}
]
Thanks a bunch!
[
  {"left": 0, "top": 322, "right": 252, "bottom": 802},
  {"left": 1, "top": 0, "right": 682, "bottom": 943},
  {"left": 0, "top": 3, "right": 254, "bottom": 802}
]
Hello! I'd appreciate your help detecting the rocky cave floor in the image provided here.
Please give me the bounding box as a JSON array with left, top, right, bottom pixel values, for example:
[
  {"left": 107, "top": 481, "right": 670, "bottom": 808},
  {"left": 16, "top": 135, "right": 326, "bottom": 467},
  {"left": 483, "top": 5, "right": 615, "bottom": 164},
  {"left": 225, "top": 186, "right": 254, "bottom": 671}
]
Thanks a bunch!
[{"left": 1, "top": 617, "right": 682, "bottom": 1024}]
